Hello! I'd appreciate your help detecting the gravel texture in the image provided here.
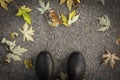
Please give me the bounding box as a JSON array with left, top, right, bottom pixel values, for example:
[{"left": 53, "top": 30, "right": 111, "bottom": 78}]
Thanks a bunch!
[{"left": 0, "top": 0, "right": 120, "bottom": 80}]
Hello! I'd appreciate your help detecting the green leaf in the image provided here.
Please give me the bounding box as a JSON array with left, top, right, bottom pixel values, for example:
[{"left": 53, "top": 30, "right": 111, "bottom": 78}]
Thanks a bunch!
[
  {"left": 10, "top": 32, "right": 18, "bottom": 39},
  {"left": 23, "top": 13, "right": 31, "bottom": 24},
  {"left": 16, "top": 5, "right": 32, "bottom": 24}
]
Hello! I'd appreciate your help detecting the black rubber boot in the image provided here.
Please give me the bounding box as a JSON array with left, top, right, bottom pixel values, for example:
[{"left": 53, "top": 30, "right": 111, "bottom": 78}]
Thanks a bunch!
[
  {"left": 35, "top": 51, "right": 54, "bottom": 80},
  {"left": 68, "top": 52, "right": 86, "bottom": 80}
]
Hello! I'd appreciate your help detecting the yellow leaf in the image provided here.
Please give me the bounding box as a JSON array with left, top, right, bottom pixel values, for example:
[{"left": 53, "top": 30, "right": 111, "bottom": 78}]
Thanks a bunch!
[
  {"left": 61, "top": 14, "right": 68, "bottom": 24},
  {"left": 67, "top": 0, "right": 73, "bottom": 11},
  {"left": 69, "top": 10, "right": 76, "bottom": 19},
  {"left": 76, "top": 0, "right": 80, "bottom": 3},
  {"left": 24, "top": 59, "right": 33, "bottom": 69},
  {"left": 16, "top": 5, "right": 32, "bottom": 24},
  {"left": 61, "top": 14, "right": 69, "bottom": 27},
  {"left": 10, "top": 32, "right": 18, "bottom": 39},
  {"left": 0, "top": 0, "right": 12, "bottom": 10},
  {"left": 60, "top": 0, "right": 66, "bottom": 4}
]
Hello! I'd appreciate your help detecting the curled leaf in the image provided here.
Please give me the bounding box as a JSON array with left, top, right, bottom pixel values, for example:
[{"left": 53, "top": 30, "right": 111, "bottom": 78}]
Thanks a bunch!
[
  {"left": 60, "top": 0, "right": 80, "bottom": 10},
  {"left": 1, "top": 37, "right": 16, "bottom": 46},
  {"left": 61, "top": 10, "right": 79, "bottom": 26},
  {"left": 48, "top": 10, "right": 62, "bottom": 27},
  {"left": 10, "top": 32, "right": 18, "bottom": 39},
  {"left": 97, "top": 15, "right": 110, "bottom": 32},
  {"left": 24, "top": 59, "right": 33, "bottom": 69}
]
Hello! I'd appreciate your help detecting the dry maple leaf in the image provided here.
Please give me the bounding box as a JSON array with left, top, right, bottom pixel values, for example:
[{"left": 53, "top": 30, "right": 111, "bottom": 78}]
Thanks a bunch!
[
  {"left": 1, "top": 37, "right": 28, "bottom": 63},
  {"left": 102, "top": 49, "right": 120, "bottom": 69},
  {"left": 116, "top": 37, "right": 120, "bottom": 45},
  {"left": 60, "top": 0, "right": 80, "bottom": 10},
  {"left": 36, "top": 0, "right": 50, "bottom": 14},
  {"left": 97, "top": 15, "right": 110, "bottom": 32},
  {"left": 48, "top": 10, "right": 62, "bottom": 27},
  {"left": 0, "top": 0, "right": 12, "bottom": 10},
  {"left": 19, "top": 23, "right": 35, "bottom": 41}
]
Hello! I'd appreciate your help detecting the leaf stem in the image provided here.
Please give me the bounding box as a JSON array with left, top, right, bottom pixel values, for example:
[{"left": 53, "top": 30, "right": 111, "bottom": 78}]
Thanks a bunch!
[{"left": 12, "top": 0, "right": 19, "bottom": 9}]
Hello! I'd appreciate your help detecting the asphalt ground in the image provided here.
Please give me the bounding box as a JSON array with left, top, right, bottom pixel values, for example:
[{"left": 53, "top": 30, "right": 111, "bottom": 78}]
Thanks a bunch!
[{"left": 0, "top": 0, "right": 120, "bottom": 80}]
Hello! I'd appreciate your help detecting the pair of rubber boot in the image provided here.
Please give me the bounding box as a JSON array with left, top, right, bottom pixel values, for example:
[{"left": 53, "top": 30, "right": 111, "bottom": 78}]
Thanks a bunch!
[{"left": 35, "top": 51, "right": 86, "bottom": 80}]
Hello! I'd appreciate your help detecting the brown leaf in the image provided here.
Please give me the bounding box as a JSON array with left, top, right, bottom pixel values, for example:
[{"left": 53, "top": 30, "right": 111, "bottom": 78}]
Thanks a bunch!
[
  {"left": 116, "top": 37, "right": 120, "bottom": 45},
  {"left": 49, "top": 10, "right": 62, "bottom": 27},
  {"left": 102, "top": 49, "right": 120, "bottom": 69}
]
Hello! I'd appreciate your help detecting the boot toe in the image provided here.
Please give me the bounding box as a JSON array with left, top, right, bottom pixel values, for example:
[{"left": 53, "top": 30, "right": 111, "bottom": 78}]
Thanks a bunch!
[
  {"left": 68, "top": 52, "right": 86, "bottom": 80},
  {"left": 35, "top": 51, "right": 53, "bottom": 80}
]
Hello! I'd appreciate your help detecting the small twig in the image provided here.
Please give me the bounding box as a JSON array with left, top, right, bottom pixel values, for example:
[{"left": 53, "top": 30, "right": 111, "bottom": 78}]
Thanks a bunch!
[{"left": 12, "top": 0, "right": 19, "bottom": 9}]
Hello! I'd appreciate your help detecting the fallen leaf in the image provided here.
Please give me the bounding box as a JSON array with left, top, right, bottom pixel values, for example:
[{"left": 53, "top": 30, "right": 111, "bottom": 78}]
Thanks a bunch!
[
  {"left": 61, "top": 10, "right": 79, "bottom": 26},
  {"left": 0, "top": 0, "right": 12, "bottom": 10},
  {"left": 97, "top": 15, "right": 110, "bottom": 32},
  {"left": 76, "top": 0, "right": 80, "bottom": 3},
  {"left": 60, "top": 0, "right": 66, "bottom": 4},
  {"left": 6, "top": 53, "right": 22, "bottom": 63},
  {"left": 19, "top": 23, "right": 35, "bottom": 42},
  {"left": 61, "top": 14, "right": 68, "bottom": 26},
  {"left": 16, "top": 5, "right": 32, "bottom": 24},
  {"left": 2, "top": 37, "right": 16, "bottom": 46},
  {"left": 116, "top": 37, "right": 120, "bottom": 45},
  {"left": 100, "top": 0, "right": 105, "bottom": 5},
  {"left": 67, "top": 0, "right": 73, "bottom": 11},
  {"left": 24, "top": 59, "right": 33, "bottom": 69},
  {"left": 69, "top": 10, "right": 76, "bottom": 19},
  {"left": 10, "top": 32, "right": 19, "bottom": 39},
  {"left": 56, "top": 72, "right": 68, "bottom": 80},
  {"left": 102, "top": 49, "right": 120, "bottom": 69},
  {"left": 1, "top": 37, "right": 28, "bottom": 63},
  {"left": 37, "top": 0, "right": 50, "bottom": 14},
  {"left": 60, "top": 72, "right": 68, "bottom": 80},
  {"left": 49, "top": 10, "right": 62, "bottom": 27},
  {"left": 11, "top": 46, "right": 28, "bottom": 56},
  {"left": 97, "top": 26, "right": 109, "bottom": 32},
  {"left": 60, "top": 0, "right": 80, "bottom": 10}
]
